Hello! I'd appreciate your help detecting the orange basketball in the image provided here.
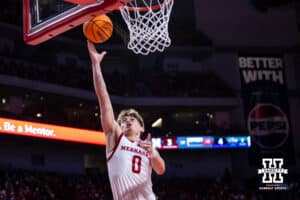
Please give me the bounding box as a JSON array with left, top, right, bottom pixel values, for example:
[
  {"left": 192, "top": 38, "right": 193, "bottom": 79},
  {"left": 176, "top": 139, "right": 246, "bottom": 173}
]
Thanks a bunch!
[{"left": 83, "top": 14, "right": 113, "bottom": 44}]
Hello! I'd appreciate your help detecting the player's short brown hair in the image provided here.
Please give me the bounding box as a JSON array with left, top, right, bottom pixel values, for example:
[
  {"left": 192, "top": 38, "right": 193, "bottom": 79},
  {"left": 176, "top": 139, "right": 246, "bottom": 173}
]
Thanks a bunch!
[{"left": 117, "top": 108, "right": 144, "bottom": 127}]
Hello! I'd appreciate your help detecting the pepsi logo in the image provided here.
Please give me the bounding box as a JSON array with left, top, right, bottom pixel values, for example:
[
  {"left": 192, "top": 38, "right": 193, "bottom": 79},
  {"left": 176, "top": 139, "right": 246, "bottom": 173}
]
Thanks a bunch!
[{"left": 248, "top": 103, "right": 289, "bottom": 149}]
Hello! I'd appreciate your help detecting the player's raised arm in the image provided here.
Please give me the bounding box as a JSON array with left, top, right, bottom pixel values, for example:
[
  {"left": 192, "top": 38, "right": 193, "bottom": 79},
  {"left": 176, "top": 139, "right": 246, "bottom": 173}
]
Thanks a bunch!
[{"left": 87, "top": 41, "right": 119, "bottom": 137}]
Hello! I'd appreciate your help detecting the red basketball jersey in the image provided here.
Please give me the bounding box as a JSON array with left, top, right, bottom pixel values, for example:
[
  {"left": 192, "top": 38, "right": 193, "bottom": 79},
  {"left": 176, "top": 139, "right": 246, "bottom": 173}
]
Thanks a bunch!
[{"left": 106, "top": 133, "right": 156, "bottom": 200}]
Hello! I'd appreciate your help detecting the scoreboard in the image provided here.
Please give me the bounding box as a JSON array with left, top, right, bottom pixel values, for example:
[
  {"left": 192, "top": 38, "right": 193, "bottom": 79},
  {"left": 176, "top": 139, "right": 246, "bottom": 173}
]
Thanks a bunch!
[{"left": 152, "top": 136, "right": 251, "bottom": 150}]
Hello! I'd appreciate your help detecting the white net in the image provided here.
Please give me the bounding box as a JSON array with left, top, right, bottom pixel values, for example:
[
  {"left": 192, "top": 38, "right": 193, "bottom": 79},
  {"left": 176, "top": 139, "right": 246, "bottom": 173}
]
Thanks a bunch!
[{"left": 119, "top": 0, "right": 174, "bottom": 55}]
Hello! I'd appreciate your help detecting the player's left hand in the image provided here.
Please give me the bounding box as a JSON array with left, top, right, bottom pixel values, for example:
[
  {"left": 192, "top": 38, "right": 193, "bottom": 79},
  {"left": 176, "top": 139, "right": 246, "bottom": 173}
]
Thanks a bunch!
[
  {"left": 87, "top": 40, "right": 107, "bottom": 66},
  {"left": 138, "top": 133, "right": 154, "bottom": 157}
]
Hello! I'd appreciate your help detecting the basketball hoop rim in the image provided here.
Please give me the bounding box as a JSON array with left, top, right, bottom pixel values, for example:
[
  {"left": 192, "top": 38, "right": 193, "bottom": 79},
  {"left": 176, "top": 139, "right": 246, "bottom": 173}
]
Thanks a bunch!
[{"left": 121, "top": 0, "right": 173, "bottom": 11}]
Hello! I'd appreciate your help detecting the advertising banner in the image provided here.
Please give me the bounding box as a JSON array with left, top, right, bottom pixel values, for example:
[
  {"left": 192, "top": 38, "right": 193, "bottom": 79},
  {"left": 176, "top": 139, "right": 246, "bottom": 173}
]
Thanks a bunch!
[{"left": 238, "top": 55, "right": 295, "bottom": 165}]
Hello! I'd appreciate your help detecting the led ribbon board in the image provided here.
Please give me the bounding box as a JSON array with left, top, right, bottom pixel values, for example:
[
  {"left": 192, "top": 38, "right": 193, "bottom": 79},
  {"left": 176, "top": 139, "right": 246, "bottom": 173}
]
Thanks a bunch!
[
  {"left": 0, "top": 118, "right": 251, "bottom": 149},
  {"left": 0, "top": 117, "right": 106, "bottom": 145}
]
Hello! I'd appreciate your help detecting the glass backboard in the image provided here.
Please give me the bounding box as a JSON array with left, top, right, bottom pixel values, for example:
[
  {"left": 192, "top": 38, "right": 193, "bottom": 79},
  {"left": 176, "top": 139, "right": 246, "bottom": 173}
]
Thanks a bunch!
[{"left": 23, "top": 0, "right": 130, "bottom": 45}]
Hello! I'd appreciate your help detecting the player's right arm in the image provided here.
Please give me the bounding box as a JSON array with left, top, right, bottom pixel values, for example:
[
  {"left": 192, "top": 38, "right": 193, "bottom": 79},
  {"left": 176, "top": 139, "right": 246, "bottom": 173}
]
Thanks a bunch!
[{"left": 87, "top": 41, "right": 121, "bottom": 152}]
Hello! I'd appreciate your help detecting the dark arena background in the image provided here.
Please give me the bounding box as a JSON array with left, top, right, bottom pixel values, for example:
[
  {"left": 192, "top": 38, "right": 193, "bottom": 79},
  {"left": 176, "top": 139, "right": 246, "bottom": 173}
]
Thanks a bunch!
[{"left": 0, "top": 0, "right": 300, "bottom": 199}]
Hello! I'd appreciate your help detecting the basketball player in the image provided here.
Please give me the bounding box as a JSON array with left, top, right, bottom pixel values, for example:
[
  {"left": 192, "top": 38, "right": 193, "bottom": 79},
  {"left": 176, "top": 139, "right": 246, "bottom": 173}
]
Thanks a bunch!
[{"left": 87, "top": 41, "right": 166, "bottom": 200}]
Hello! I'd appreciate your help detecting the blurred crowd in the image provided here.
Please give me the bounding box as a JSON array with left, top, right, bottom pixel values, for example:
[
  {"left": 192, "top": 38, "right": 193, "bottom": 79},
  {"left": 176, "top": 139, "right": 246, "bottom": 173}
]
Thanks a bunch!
[
  {"left": 0, "top": 169, "right": 299, "bottom": 200},
  {"left": 0, "top": 1, "right": 22, "bottom": 26},
  {"left": 0, "top": 55, "right": 234, "bottom": 98},
  {"left": 0, "top": 169, "right": 111, "bottom": 200},
  {"left": 0, "top": 9, "right": 236, "bottom": 135},
  {"left": 0, "top": 35, "right": 238, "bottom": 135},
  {"left": 0, "top": 0, "right": 222, "bottom": 98},
  {"left": 0, "top": 58, "right": 242, "bottom": 136}
]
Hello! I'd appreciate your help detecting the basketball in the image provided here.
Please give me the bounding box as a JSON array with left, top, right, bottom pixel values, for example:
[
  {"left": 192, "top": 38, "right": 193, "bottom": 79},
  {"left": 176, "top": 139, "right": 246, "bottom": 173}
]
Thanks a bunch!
[{"left": 83, "top": 14, "right": 113, "bottom": 44}]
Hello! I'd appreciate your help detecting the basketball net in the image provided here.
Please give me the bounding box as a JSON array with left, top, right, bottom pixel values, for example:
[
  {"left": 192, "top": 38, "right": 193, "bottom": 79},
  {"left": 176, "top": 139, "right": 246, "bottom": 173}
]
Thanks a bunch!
[{"left": 119, "top": 0, "right": 174, "bottom": 55}]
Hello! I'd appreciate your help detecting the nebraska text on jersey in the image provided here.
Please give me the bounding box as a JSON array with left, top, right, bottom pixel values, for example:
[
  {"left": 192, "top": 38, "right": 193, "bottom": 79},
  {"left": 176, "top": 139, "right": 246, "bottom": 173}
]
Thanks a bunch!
[{"left": 121, "top": 145, "right": 150, "bottom": 158}]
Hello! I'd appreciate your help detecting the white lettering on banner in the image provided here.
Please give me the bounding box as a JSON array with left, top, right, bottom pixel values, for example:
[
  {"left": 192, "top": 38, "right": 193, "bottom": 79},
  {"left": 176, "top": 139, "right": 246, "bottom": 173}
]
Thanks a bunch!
[
  {"left": 3, "top": 121, "right": 16, "bottom": 131},
  {"left": 1, "top": 121, "right": 55, "bottom": 137},
  {"left": 239, "top": 57, "right": 284, "bottom": 85},
  {"left": 239, "top": 57, "right": 283, "bottom": 69},
  {"left": 24, "top": 124, "right": 55, "bottom": 136},
  {"left": 17, "top": 126, "right": 23, "bottom": 132},
  {"left": 242, "top": 70, "right": 284, "bottom": 84}
]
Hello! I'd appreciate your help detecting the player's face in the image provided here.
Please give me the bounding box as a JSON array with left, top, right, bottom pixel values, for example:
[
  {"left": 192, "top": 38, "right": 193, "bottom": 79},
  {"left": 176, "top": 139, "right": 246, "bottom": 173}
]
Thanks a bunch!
[{"left": 120, "top": 116, "right": 144, "bottom": 137}]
